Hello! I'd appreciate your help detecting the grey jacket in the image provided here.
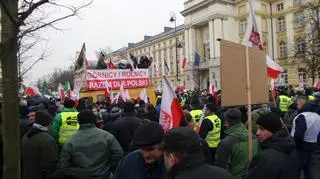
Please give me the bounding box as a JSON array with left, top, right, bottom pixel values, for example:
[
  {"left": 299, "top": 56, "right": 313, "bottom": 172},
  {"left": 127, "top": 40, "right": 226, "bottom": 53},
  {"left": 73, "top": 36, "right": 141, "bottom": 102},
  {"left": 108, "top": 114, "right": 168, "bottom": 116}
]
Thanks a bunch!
[{"left": 58, "top": 123, "right": 124, "bottom": 179}]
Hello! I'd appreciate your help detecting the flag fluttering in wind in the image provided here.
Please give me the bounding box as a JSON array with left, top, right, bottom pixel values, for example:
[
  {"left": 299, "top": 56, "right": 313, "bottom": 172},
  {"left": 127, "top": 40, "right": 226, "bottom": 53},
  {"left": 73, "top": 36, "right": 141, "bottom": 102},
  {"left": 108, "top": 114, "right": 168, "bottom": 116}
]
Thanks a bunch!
[
  {"left": 75, "top": 43, "right": 88, "bottom": 71},
  {"left": 26, "top": 83, "right": 40, "bottom": 97},
  {"left": 182, "top": 56, "right": 187, "bottom": 69},
  {"left": 241, "top": 0, "right": 283, "bottom": 79},
  {"left": 58, "top": 83, "right": 66, "bottom": 101},
  {"left": 164, "top": 58, "right": 170, "bottom": 72},
  {"left": 64, "top": 81, "right": 72, "bottom": 99},
  {"left": 41, "top": 81, "right": 50, "bottom": 96},
  {"left": 159, "top": 76, "right": 184, "bottom": 132},
  {"left": 194, "top": 52, "right": 200, "bottom": 67},
  {"left": 139, "top": 88, "right": 148, "bottom": 103},
  {"left": 153, "top": 61, "right": 160, "bottom": 77},
  {"left": 107, "top": 58, "right": 117, "bottom": 69}
]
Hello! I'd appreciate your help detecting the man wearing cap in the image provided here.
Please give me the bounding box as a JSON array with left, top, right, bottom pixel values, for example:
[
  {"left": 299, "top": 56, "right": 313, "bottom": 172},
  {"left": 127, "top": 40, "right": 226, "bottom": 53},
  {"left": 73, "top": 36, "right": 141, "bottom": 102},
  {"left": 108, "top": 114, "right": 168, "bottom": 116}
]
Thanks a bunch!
[
  {"left": 51, "top": 98, "right": 79, "bottom": 146},
  {"left": 163, "top": 127, "right": 233, "bottom": 179},
  {"left": 199, "top": 103, "right": 221, "bottom": 161},
  {"left": 22, "top": 111, "right": 59, "bottom": 179},
  {"left": 58, "top": 110, "right": 123, "bottom": 179},
  {"left": 245, "top": 112, "right": 300, "bottom": 179},
  {"left": 215, "top": 108, "right": 259, "bottom": 179},
  {"left": 113, "top": 122, "right": 169, "bottom": 179}
]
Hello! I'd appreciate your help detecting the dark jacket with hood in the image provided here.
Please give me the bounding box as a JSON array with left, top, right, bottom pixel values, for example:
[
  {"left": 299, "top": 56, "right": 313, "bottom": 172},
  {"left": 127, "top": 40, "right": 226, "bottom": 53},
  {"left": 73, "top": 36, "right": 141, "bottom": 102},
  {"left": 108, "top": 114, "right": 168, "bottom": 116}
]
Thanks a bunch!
[
  {"left": 111, "top": 112, "right": 142, "bottom": 153},
  {"left": 245, "top": 129, "right": 300, "bottom": 179},
  {"left": 22, "top": 128, "right": 59, "bottom": 179},
  {"left": 113, "top": 150, "right": 169, "bottom": 179},
  {"left": 291, "top": 102, "right": 320, "bottom": 152},
  {"left": 215, "top": 123, "right": 259, "bottom": 179},
  {"left": 169, "top": 152, "right": 233, "bottom": 179}
]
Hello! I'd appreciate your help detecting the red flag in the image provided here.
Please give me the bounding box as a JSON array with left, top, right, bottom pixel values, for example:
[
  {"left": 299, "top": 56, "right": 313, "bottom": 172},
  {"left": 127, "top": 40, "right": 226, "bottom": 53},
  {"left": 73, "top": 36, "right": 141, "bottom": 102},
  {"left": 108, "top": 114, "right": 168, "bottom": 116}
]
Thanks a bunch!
[
  {"left": 242, "top": 0, "right": 283, "bottom": 79},
  {"left": 182, "top": 57, "right": 187, "bottom": 69},
  {"left": 159, "top": 76, "right": 184, "bottom": 132},
  {"left": 104, "top": 90, "right": 110, "bottom": 99},
  {"left": 58, "top": 83, "right": 66, "bottom": 101},
  {"left": 108, "top": 58, "right": 117, "bottom": 69},
  {"left": 26, "top": 87, "right": 36, "bottom": 97}
]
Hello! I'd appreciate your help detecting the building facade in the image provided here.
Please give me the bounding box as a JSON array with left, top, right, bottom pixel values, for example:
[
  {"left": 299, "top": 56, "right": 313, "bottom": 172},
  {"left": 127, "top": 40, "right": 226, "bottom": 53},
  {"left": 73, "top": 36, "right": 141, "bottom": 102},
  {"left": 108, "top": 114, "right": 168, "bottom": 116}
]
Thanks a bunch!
[{"left": 109, "top": 0, "right": 319, "bottom": 90}]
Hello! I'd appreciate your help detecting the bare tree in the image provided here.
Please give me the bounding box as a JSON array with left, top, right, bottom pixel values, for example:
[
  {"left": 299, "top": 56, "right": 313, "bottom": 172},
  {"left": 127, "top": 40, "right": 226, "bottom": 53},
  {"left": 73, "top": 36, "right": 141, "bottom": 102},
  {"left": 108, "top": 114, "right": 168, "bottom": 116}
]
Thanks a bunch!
[
  {"left": 290, "top": 1, "right": 320, "bottom": 84},
  {"left": 0, "top": 0, "right": 92, "bottom": 178}
]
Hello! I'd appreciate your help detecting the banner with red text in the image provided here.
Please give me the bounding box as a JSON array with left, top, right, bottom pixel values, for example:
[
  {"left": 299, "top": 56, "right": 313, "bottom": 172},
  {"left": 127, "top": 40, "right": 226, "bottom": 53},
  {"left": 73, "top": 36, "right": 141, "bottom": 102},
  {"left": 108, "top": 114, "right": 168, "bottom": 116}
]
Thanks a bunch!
[{"left": 86, "top": 69, "right": 149, "bottom": 90}]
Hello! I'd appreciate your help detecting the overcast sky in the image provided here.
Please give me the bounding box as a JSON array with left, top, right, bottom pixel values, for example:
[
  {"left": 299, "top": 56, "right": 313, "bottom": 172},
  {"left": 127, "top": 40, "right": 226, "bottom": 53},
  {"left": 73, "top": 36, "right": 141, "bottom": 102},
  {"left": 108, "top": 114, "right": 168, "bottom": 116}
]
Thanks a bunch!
[{"left": 25, "top": 0, "right": 185, "bottom": 84}]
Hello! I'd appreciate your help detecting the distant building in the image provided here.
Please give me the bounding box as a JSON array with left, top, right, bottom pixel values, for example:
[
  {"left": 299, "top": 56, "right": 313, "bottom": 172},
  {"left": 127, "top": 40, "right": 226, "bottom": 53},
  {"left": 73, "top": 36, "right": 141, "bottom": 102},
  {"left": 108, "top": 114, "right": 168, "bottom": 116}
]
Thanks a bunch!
[{"left": 108, "top": 0, "right": 320, "bottom": 90}]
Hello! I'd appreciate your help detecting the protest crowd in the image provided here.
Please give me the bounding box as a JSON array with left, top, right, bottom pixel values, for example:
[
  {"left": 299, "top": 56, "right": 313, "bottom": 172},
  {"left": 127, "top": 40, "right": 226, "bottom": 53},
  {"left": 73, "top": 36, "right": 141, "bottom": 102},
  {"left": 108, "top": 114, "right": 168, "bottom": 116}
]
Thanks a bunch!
[{"left": 0, "top": 83, "right": 319, "bottom": 179}]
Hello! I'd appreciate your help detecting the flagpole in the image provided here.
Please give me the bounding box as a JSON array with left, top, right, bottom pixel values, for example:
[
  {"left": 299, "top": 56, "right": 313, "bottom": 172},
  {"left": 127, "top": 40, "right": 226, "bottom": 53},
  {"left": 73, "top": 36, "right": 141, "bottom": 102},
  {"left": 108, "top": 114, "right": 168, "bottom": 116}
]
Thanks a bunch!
[{"left": 245, "top": 46, "right": 253, "bottom": 161}]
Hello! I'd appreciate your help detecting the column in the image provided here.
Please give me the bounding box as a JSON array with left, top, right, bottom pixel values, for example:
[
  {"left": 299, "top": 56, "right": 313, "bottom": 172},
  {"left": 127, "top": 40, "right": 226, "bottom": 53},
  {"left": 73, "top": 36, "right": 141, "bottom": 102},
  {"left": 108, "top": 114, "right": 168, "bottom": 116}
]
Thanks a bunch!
[
  {"left": 167, "top": 47, "right": 172, "bottom": 73},
  {"left": 184, "top": 28, "right": 189, "bottom": 63},
  {"left": 189, "top": 27, "right": 196, "bottom": 63},
  {"left": 156, "top": 50, "right": 160, "bottom": 76},
  {"left": 214, "top": 18, "right": 223, "bottom": 57},
  {"left": 161, "top": 50, "right": 165, "bottom": 75},
  {"left": 208, "top": 18, "right": 215, "bottom": 60}
]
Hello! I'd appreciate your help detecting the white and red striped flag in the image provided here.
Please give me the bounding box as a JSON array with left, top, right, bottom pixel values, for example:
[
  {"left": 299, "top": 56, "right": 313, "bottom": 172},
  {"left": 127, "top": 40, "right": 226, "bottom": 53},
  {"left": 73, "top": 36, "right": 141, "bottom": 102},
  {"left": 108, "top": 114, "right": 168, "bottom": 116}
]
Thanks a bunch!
[
  {"left": 242, "top": 0, "right": 283, "bottom": 79},
  {"left": 159, "top": 76, "right": 184, "bottom": 132}
]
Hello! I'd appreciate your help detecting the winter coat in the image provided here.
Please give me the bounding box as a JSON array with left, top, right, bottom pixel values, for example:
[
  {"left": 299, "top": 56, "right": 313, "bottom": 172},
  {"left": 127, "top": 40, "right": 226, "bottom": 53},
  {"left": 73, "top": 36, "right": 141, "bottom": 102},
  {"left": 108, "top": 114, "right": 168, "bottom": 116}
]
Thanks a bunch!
[
  {"left": 169, "top": 152, "right": 233, "bottom": 179},
  {"left": 215, "top": 123, "right": 259, "bottom": 179},
  {"left": 51, "top": 107, "right": 78, "bottom": 141},
  {"left": 245, "top": 129, "right": 300, "bottom": 179},
  {"left": 111, "top": 112, "right": 142, "bottom": 154},
  {"left": 57, "top": 123, "right": 123, "bottom": 179},
  {"left": 21, "top": 128, "right": 59, "bottom": 179},
  {"left": 113, "top": 150, "right": 169, "bottom": 179}
]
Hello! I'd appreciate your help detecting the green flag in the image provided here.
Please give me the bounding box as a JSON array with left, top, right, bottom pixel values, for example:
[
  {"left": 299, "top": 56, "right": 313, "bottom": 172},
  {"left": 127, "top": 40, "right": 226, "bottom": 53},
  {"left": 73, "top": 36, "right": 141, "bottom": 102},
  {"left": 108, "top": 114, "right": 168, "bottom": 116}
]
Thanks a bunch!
[{"left": 41, "top": 81, "right": 49, "bottom": 96}]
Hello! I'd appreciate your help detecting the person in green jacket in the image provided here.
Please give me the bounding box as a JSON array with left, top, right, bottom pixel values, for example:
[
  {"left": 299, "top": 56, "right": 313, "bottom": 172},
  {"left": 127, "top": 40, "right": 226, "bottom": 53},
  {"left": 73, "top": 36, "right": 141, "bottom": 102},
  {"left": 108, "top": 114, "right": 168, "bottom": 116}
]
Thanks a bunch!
[
  {"left": 51, "top": 98, "right": 79, "bottom": 146},
  {"left": 215, "top": 108, "right": 259, "bottom": 179}
]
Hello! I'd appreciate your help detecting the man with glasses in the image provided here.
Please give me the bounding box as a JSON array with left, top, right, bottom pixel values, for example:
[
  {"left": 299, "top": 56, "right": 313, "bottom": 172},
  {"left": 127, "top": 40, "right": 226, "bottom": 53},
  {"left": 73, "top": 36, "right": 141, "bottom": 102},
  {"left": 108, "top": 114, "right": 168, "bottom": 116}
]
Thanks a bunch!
[{"left": 113, "top": 122, "right": 169, "bottom": 179}]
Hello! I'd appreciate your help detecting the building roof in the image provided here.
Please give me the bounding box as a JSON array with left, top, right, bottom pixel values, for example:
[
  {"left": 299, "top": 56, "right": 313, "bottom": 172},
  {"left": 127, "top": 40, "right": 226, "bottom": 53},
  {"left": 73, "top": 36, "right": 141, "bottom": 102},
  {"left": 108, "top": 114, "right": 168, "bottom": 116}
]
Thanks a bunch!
[{"left": 109, "top": 24, "right": 185, "bottom": 56}]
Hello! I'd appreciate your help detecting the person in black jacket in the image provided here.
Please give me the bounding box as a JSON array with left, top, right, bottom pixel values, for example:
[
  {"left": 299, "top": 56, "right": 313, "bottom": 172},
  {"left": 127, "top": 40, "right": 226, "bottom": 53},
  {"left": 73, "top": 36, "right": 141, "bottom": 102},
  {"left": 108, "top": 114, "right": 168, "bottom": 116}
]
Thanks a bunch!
[
  {"left": 113, "top": 122, "right": 169, "bottom": 179},
  {"left": 245, "top": 112, "right": 300, "bottom": 179},
  {"left": 111, "top": 100, "right": 142, "bottom": 154},
  {"left": 291, "top": 96, "right": 320, "bottom": 179},
  {"left": 163, "top": 127, "right": 233, "bottom": 179}
]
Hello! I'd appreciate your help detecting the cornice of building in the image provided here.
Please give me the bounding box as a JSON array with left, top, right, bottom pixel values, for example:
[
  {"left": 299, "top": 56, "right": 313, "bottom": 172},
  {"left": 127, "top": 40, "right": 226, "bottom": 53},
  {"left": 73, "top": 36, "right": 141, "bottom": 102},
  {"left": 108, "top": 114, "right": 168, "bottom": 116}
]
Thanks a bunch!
[{"left": 181, "top": 0, "right": 234, "bottom": 16}]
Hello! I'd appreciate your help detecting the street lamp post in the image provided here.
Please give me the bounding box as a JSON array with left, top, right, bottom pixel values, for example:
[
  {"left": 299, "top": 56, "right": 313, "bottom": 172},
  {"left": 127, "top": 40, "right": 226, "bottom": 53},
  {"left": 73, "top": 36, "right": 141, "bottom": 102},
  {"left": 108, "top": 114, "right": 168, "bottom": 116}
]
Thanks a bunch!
[{"left": 169, "top": 12, "right": 180, "bottom": 85}]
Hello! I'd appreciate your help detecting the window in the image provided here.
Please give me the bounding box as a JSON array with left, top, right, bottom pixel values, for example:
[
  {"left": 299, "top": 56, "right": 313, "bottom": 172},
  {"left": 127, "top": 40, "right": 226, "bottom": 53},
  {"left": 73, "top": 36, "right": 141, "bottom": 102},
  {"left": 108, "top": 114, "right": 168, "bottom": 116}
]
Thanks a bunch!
[
  {"left": 279, "top": 41, "right": 287, "bottom": 58},
  {"left": 240, "top": 19, "right": 247, "bottom": 34},
  {"left": 295, "top": 11, "right": 305, "bottom": 28},
  {"left": 276, "top": 3, "right": 284, "bottom": 12},
  {"left": 203, "top": 43, "right": 210, "bottom": 60},
  {"left": 277, "top": 16, "right": 286, "bottom": 32},
  {"left": 298, "top": 70, "right": 307, "bottom": 84},
  {"left": 296, "top": 38, "right": 306, "bottom": 55},
  {"left": 279, "top": 69, "right": 288, "bottom": 85}
]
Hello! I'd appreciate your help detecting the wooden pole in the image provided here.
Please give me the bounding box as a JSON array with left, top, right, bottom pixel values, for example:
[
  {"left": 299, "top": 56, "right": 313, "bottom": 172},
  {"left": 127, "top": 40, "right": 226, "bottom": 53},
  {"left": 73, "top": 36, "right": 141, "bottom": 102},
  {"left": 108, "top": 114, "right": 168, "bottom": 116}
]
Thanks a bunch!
[{"left": 245, "top": 46, "right": 253, "bottom": 161}]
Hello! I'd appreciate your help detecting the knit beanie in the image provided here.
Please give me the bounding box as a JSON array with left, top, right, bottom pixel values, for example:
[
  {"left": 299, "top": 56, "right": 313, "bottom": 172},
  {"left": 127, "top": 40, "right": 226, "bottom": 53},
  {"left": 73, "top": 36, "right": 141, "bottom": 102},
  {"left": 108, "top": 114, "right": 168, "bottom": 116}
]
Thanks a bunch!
[
  {"left": 224, "top": 108, "right": 241, "bottom": 125},
  {"left": 78, "top": 110, "right": 96, "bottom": 124},
  {"left": 35, "top": 111, "right": 53, "bottom": 127},
  {"left": 133, "top": 122, "right": 164, "bottom": 147},
  {"left": 256, "top": 112, "right": 282, "bottom": 133}
]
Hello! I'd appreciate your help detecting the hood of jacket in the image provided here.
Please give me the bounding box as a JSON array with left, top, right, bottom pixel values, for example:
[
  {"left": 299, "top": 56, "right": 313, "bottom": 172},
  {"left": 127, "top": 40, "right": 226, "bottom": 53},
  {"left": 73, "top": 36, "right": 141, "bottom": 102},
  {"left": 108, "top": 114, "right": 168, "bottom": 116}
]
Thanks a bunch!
[
  {"left": 225, "top": 123, "right": 248, "bottom": 141},
  {"left": 261, "top": 129, "right": 296, "bottom": 155},
  {"left": 169, "top": 152, "right": 205, "bottom": 178}
]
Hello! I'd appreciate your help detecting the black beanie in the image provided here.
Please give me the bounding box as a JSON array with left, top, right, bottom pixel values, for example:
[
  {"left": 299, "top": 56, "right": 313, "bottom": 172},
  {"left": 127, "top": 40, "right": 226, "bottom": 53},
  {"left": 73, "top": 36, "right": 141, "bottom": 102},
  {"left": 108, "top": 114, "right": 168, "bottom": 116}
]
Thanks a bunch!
[
  {"left": 35, "top": 111, "right": 53, "bottom": 127},
  {"left": 256, "top": 112, "right": 282, "bottom": 133},
  {"left": 224, "top": 108, "right": 241, "bottom": 125},
  {"left": 164, "top": 127, "right": 201, "bottom": 153},
  {"left": 64, "top": 98, "right": 75, "bottom": 108},
  {"left": 133, "top": 122, "right": 164, "bottom": 147},
  {"left": 77, "top": 110, "right": 96, "bottom": 124}
]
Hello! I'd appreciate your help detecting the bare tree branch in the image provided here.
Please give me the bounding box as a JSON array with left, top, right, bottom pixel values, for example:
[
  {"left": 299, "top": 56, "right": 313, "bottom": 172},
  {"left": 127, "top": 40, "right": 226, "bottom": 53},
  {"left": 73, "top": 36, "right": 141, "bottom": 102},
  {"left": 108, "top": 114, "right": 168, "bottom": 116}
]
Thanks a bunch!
[{"left": 18, "top": 0, "right": 49, "bottom": 25}]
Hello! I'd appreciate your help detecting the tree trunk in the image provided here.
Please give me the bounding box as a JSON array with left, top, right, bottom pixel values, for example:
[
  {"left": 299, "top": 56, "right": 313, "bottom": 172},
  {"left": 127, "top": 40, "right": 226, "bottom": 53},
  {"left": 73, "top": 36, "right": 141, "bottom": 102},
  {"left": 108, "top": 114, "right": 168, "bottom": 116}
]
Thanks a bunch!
[{"left": 1, "top": 0, "right": 21, "bottom": 179}]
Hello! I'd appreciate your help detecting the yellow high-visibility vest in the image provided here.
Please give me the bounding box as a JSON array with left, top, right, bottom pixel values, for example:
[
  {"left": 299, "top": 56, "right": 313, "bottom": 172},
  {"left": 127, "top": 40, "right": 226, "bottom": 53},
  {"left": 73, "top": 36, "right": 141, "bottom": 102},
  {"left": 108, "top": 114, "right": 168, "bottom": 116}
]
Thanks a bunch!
[
  {"left": 190, "top": 109, "right": 203, "bottom": 126},
  {"left": 58, "top": 112, "right": 79, "bottom": 144},
  {"left": 279, "top": 95, "right": 292, "bottom": 112},
  {"left": 205, "top": 115, "right": 221, "bottom": 148}
]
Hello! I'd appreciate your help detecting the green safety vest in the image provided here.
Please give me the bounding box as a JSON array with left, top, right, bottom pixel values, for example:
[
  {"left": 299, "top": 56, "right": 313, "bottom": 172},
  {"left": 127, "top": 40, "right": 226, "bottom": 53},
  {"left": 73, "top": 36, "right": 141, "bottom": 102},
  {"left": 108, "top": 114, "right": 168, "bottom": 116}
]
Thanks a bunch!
[
  {"left": 58, "top": 112, "right": 80, "bottom": 144},
  {"left": 205, "top": 115, "right": 221, "bottom": 148},
  {"left": 190, "top": 109, "right": 203, "bottom": 126},
  {"left": 279, "top": 95, "right": 291, "bottom": 112}
]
